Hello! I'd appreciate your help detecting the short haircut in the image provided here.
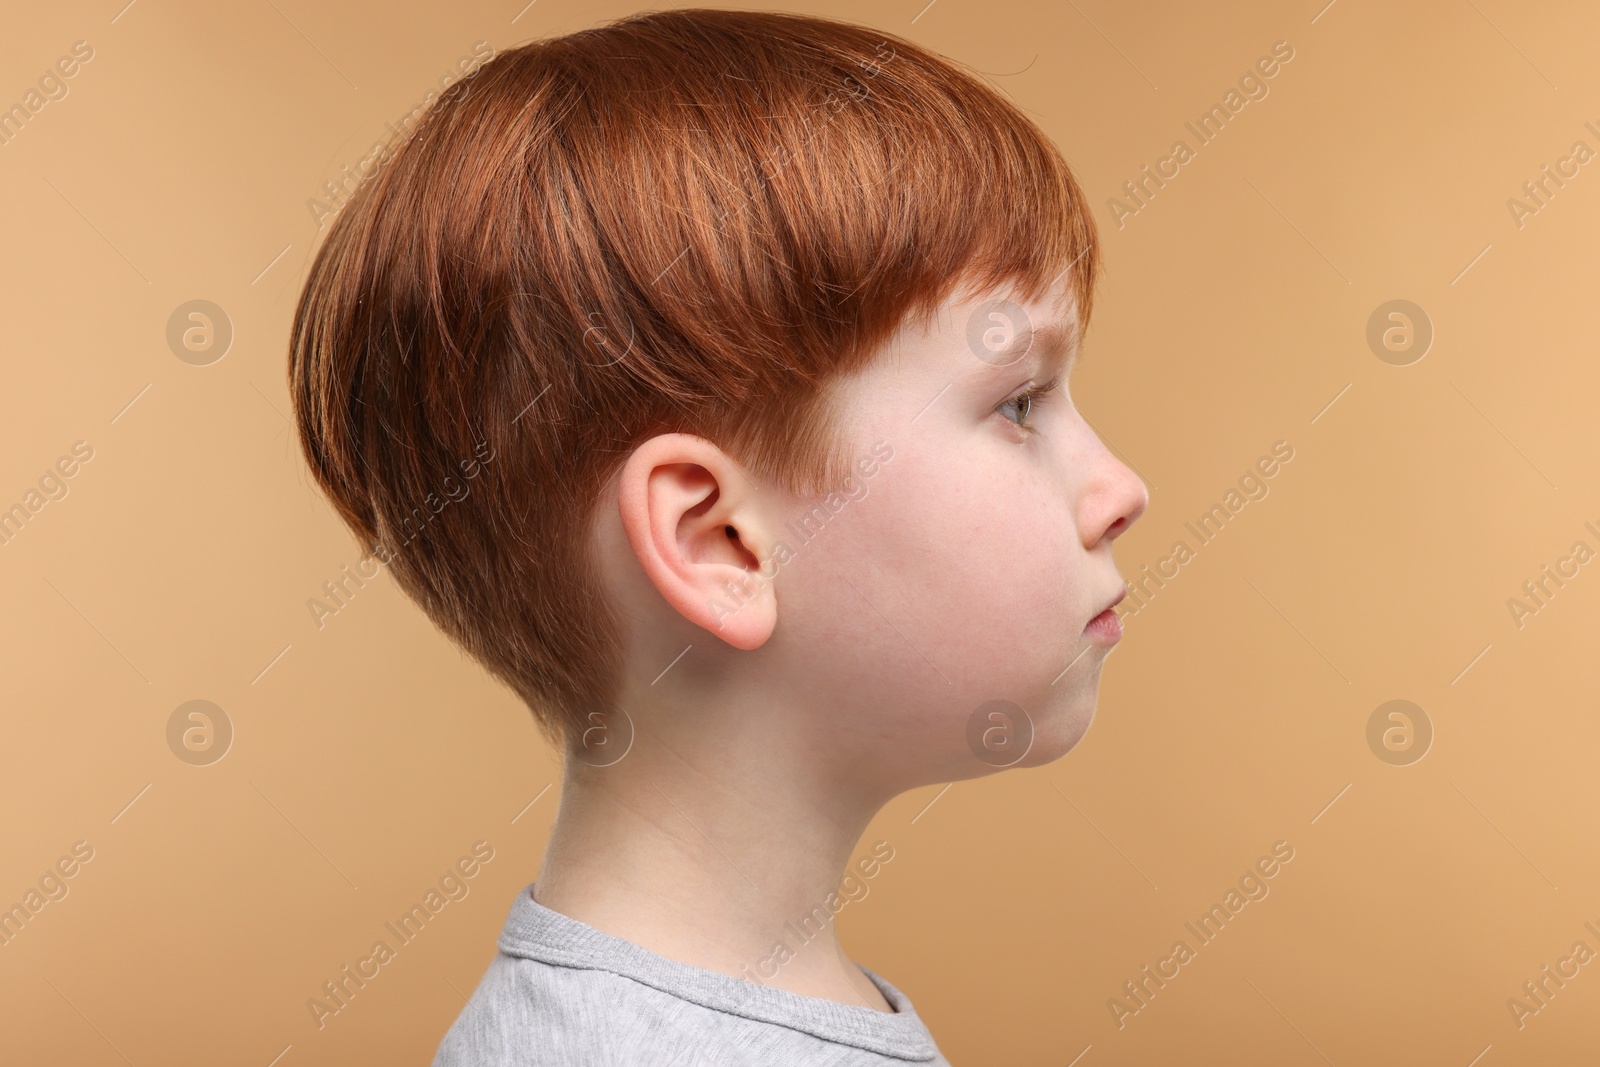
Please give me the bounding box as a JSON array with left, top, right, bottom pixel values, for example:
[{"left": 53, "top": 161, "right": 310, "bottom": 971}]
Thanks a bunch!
[{"left": 288, "top": 7, "right": 1100, "bottom": 747}]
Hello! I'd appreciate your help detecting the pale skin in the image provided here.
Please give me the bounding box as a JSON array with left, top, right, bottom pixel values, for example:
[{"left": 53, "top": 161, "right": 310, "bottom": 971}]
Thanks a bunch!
[{"left": 533, "top": 272, "right": 1148, "bottom": 1012}]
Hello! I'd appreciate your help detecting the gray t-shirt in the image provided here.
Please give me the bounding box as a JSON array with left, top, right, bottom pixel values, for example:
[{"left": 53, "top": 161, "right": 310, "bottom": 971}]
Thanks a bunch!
[{"left": 432, "top": 883, "right": 951, "bottom": 1066}]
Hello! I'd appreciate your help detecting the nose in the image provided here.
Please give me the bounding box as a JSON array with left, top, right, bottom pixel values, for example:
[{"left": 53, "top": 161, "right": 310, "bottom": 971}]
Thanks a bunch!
[{"left": 1082, "top": 440, "right": 1148, "bottom": 547}]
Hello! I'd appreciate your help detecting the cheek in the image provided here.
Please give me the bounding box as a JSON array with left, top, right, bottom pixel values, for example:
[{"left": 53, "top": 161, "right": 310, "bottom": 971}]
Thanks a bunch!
[{"left": 829, "top": 445, "right": 1081, "bottom": 677}]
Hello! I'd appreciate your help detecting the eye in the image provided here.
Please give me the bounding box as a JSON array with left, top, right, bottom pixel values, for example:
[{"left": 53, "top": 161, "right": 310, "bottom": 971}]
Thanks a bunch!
[{"left": 996, "top": 375, "right": 1061, "bottom": 433}]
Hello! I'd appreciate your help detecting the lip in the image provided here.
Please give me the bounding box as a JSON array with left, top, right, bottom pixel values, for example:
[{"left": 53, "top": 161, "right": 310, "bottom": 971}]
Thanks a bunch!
[
  {"left": 1085, "top": 605, "right": 1123, "bottom": 644},
  {"left": 1084, "top": 583, "right": 1127, "bottom": 644}
]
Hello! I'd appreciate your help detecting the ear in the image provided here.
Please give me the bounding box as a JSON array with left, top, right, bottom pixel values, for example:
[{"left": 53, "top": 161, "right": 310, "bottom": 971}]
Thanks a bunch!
[{"left": 616, "top": 433, "right": 780, "bottom": 650}]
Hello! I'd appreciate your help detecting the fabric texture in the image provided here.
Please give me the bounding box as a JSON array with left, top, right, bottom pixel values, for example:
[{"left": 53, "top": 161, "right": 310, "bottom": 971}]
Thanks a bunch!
[{"left": 431, "top": 883, "right": 952, "bottom": 1066}]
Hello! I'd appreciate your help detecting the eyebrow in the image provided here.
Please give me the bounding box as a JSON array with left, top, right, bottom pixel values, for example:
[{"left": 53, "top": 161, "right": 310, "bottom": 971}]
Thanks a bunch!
[{"left": 972, "top": 318, "right": 1081, "bottom": 381}]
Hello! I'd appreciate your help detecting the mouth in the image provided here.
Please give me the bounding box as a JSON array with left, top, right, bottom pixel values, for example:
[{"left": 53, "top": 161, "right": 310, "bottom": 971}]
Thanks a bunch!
[{"left": 1084, "top": 584, "right": 1126, "bottom": 644}]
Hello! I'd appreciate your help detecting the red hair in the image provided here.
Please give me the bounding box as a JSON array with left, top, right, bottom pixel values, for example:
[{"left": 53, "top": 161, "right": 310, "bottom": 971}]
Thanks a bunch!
[{"left": 288, "top": 7, "right": 1100, "bottom": 746}]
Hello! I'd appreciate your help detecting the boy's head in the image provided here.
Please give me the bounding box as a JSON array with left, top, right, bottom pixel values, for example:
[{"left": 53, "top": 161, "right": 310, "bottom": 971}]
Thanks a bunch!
[{"left": 289, "top": 8, "right": 1145, "bottom": 786}]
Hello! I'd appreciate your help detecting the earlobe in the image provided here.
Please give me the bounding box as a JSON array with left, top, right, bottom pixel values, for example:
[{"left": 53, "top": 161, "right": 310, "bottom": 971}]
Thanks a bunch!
[{"left": 616, "top": 434, "right": 779, "bottom": 651}]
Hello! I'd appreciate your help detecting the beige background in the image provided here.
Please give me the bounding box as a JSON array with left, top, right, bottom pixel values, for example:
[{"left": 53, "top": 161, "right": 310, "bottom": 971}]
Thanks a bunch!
[{"left": 3, "top": 0, "right": 1598, "bottom": 1063}]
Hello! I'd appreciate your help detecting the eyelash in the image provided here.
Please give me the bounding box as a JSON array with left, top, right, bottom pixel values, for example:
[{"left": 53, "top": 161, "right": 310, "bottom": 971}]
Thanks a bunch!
[{"left": 996, "top": 374, "right": 1062, "bottom": 434}]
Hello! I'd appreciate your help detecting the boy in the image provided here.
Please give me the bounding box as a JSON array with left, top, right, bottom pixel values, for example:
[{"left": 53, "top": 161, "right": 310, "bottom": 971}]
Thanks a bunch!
[{"left": 289, "top": 8, "right": 1146, "bottom": 1064}]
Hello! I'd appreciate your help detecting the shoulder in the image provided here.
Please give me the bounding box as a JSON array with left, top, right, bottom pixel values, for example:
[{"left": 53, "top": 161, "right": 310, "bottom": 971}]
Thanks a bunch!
[{"left": 430, "top": 951, "right": 748, "bottom": 1067}]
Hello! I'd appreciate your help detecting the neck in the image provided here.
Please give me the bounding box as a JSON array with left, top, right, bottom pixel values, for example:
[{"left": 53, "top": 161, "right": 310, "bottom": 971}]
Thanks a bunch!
[{"left": 532, "top": 726, "right": 896, "bottom": 1011}]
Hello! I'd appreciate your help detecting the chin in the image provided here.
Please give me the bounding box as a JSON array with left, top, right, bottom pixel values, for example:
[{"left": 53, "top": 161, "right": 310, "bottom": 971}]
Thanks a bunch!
[
  {"left": 916, "top": 677, "right": 1102, "bottom": 784},
  {"left": 1011, "top": 703, "right": 1094, "bottom": 768},
  {"left": 945, "top": 692, "right": 1096, "bottom": 779}
]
